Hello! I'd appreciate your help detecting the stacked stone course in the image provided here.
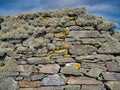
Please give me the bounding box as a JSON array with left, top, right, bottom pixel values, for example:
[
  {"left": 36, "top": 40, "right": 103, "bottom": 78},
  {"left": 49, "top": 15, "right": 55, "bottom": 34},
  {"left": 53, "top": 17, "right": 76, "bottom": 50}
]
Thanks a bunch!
[{"left": 0, "top": 8, "right": 120, "bottom": 90}]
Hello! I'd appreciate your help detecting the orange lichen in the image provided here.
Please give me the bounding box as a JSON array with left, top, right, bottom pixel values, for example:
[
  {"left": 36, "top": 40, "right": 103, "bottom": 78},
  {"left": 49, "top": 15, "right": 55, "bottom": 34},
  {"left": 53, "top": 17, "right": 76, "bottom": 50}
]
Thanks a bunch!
[
  {"left": 46, "top": 54, "right": 51, "bottom": 63},
  {"left": 69, "top": 17, "right": 75, "bottom": 22},
  {"left": 54, "top": 49, "right": 68, "bottom": 55},
  {"left": 61, "top": 41, "right": 69, "bottom": 48},
  {"left": 55, "top": 33, "right": 66, "bottom": 38},
  {"left": 64, "top": 54, "right": 70, "bottom": 58},
  {"left": 64, "top": 28, "right": 70, "bottom": 35},
  {"left": 42, "top": 16, "right": 51, "bottom": 21},
  {"left": 75, "top": 63, "right": 81, "bottom": 69}
]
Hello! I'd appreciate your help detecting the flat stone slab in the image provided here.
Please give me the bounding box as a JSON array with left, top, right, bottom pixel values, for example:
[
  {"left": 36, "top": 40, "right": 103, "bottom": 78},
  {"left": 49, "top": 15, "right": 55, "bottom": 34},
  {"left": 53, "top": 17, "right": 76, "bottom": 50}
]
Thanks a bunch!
[
  {"left": 56, "top": 58, "right": 75, "bottom": 64},
  {"left": 102, "top": 72, "right": 120, "bottom": 81},
  {"left": 81, "top": 85, "right": 106, "bottom": 90},
  {"left": 105, "top": 81, "right": 120, "bottom": 90},
  {"left": 36, "top": 64, "right": 60, "bottom": 74},
  {"left": 69, "top": 45, "right": 97, "bottom": 55},
  {"left": 69, "top": 31, "right": 99, "bottom": 38},
  {"left": 68, "top": 77, "right": 103, "bottom": 85}
]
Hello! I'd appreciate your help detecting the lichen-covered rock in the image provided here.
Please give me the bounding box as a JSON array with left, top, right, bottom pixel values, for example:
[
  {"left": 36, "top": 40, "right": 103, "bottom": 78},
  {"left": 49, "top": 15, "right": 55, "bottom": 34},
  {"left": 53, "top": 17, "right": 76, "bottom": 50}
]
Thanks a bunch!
[
  {"left": 105, "top": 81, "right": 120, "bottom": 90},
  {"left": 42, "top": 74, "right": 65, "bottom": 86},
  {"left": 35, "top": 64, "right": 60, "bottom": 74},
  {"left": 69, "top": 45, "right": 97, "bottom": 55},
  {"left": 0, "top": 77, "right": 19, "bottom": 90}
]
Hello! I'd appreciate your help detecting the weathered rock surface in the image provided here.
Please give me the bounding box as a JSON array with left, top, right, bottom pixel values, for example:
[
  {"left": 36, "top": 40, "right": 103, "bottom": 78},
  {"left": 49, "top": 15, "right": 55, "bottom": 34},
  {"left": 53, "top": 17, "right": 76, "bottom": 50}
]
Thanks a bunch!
[{"left": 42, "top": 74, "right": 65, "bottom": 86}]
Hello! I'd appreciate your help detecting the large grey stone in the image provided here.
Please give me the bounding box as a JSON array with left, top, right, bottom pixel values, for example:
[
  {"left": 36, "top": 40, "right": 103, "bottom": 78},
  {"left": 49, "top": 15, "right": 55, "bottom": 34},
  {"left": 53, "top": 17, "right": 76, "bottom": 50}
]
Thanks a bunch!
[
  {"left": 85, "top": 68, "right": 103, "bottom": 78},
  {"left": 42, "top": 74, "right": 65, "bottom": 86},
  {"left": 56, "top": 58, "right": 75, "bottom": 64},
  {"left": 102, "top": 72, "right": 120, "bottom": 81},
  {"left": 105, "top": 81, "right": 120, "bottom": 90},
  {"left": 0, "top": 77, "right": 19, "bottom": 90},
  {"left": 69, "top": 45, "right": 97, "bottom": 55},
  {"left": 98, "top": 35, "right": 120, "bottom": 54}
]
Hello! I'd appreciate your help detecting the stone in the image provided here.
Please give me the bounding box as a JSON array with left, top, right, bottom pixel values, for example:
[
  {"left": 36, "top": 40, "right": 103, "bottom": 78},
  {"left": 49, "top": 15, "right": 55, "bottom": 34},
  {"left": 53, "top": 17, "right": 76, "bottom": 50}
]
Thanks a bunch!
[
  {"left": 27, "top": 57, "right": 48, "bottom": 64},
  {"left": 82, "top": 62, "right": 107, "bottom": 71},
  {"left": 38, "top": 87, "right": 64, "bottom": 90},
  {"left": 56, "top": 58, "right": 75, "bottom": 64},
  {"left": 112, "top": 30, "right": 120, "bottom": 41},
  {"left": 102, "top": 72, "right": 120, "bottom": 80},
  {"left": 35, "top": 64, "right": 60, "bottom": 74},
  {"left": 69, "top": 31, "right": 99, "bottom": 38},
  {"left": 105, "top": 61, "right": 119, "bottom": 72},
  {"left": 64, "top": 85, "right": 81, "bottom": 90},
  {"left": 60, "top": 63, "right": 84, "bottom": 75},
  {"left": 83, "top": 26, "right": 94, "bottom": 30},
  {"left": 98, "top": 36, "right": 120, "bottom": 54},
  {"left": 65, "top": 38, "right": 75, "bottom": 42},
  {"left": 77, "top": 54, "right": 114, "bottom": 61},
  {"left": 69, "top": 45, "right": 97, "bottom": 55},
  {"left": 31, "top": 73, "right": 45, "bottom": 81},
  {"left": 0, "top": 77, "right": 19, "bottom": 90},
  {"left": 80, "top": 38, "right": 101, "bottom": 46},
  {"left": 115, "top": 56, "right": 120, "bottom": 70},
  {"left": 19, "top": 80, "right": 40, "bottom": 88},
  {"left": 68, "top": 77, "right": 103, "bottom": 85},
  {"left": 15, "top": 76, "right": 24, "bottom": 81},
  {"left": 15, "top": 65, "right": 33, "bottom": 72},
  {"left": 42, "top": 74, "right": 65, "bottom": 86},
  {"left": 105, "top": 81, "right": 120, "bottom": 90},
  {"left": 81, "top": 85, "right": 106, "bottom": 90},
  {"left": 85, "top": 68, "right": 103, "bottom": 78}
]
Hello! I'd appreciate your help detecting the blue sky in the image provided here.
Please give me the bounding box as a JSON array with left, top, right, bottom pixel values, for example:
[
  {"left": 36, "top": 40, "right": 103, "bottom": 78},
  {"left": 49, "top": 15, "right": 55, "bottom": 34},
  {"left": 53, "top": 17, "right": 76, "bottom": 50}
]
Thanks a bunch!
[{"left": 0, "top": 0, "right": 120, "bottom": 30}]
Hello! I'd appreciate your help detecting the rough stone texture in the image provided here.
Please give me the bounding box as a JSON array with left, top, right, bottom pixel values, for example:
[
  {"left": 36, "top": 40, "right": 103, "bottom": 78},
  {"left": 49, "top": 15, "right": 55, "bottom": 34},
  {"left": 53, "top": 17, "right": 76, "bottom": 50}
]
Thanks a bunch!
[
  {"left": 0, "top": 8, "right": 119, "bottom": 90},
  {"left": 69, "top": 31, "right": 99, "bottom": 38},
  {"left": 31, "top": 73, "right": 45, "bottom": 81},
  {"left": 69, "top": 45, "right": 97, "bottom": 55},
  {"left": 105, "top": 61, "right": 119, "bottom": 72},
  {"left": 68, "top": 77, "right": 103, "bottom": 85},
  {"left": 19, "top": 80, "right": 40, "bottom": 88},
  {"left": 85, "top": 68, "right": 103, "bottom": 78},
  {"left": 56, "top": 58, "right": 75, "bottom": 64},
  {"left": 42, "top": 74, "right": 65, "bottom": 86},
  {"left": 15, "top": 65, "right": 33, "bottom": 72},
  {"left": 60, "top": 63, "right": 84, "bottom": 75},
  {"left": 105, "top": 81, "right": 120, "bottom": 90},
  {"left": 0, "top": 77, "right": 18, "bottom": 90},
  {"left": 81, "top": 85, "right": 106, "bottom": 90},
  {"left": 36, "top": 64, "right": 60, "bottom": 74},
  {"left": 102, "top": 72, "right": 120, "bottom": 81},
  {"left": 27, "top": 57, "right": 48, "bottom": 64}
]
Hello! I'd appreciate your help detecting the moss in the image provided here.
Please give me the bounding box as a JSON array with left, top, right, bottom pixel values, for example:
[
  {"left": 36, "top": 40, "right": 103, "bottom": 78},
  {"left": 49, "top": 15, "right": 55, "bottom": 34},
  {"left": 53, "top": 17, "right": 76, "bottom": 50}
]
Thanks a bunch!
[
  {"left": 64, "top": 28, "right": 70, "bottom": 35},
  {"left": 46, "top": 54, "right": 51, "bottom": 63}
]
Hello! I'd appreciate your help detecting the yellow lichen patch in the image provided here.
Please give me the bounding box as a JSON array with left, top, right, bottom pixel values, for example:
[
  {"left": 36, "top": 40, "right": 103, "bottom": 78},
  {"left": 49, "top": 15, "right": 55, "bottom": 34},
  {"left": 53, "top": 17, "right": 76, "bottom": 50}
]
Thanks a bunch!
[
  {"left": 75, "top": 63, "right": 81, "bottom": 69},
  {"left": 64, "top": 54, "right": 70, "bottom": 58},
  {"left": 64, "top": 28, "right": 70, "bottom": 35},
  {"left": 55, "top": 33, "right": 66, "bottom": 38},
  {"left": 0, "top": 66, "right": 5, "bottom": 71},
  {"left": 54, "top": 49, "right": 68, "bottom": 55},
  {"left": 46, "top": 54, "right": 51, "bottom": 63},
  {"left": 61, "top": 41, "right": 69, "bottom": 48},
  {"left": 69, "top": 17, "right": 75, "bottom": 22},
  {"left": 42, "top": 16, "right": 51, "bottom": 21}
]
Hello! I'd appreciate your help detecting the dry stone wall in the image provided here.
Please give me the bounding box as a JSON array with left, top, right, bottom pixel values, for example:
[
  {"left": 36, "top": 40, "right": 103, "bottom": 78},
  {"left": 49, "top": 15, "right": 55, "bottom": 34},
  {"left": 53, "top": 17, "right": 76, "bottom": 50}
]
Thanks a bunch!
[{"left": 0, "top": 8, "right": 120, "bottom": 90}]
